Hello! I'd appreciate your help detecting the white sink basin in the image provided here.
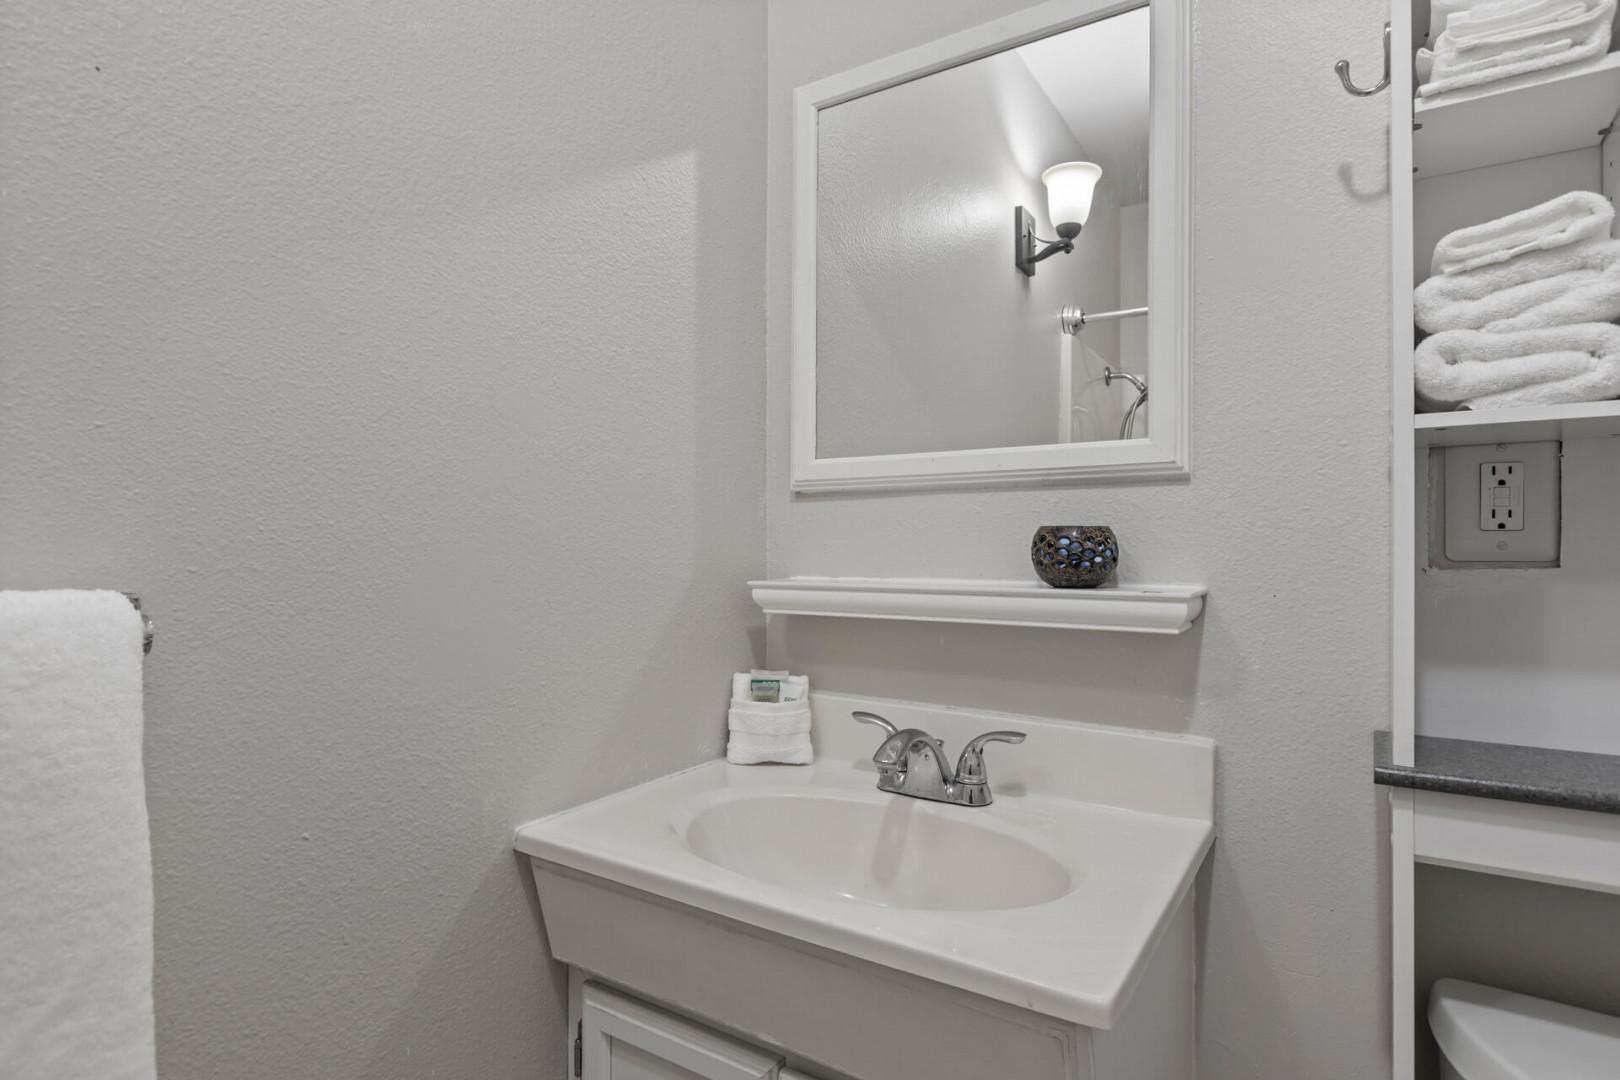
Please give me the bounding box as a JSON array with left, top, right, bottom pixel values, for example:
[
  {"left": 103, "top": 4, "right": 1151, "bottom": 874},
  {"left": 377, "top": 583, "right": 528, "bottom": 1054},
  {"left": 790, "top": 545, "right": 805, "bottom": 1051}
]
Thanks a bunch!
[
  {"left": 680, "top": 791, "right": 1073, "bottom": 911},
  {"left": 516, "top": 692, "right": 1214, "bottom": 1029}
]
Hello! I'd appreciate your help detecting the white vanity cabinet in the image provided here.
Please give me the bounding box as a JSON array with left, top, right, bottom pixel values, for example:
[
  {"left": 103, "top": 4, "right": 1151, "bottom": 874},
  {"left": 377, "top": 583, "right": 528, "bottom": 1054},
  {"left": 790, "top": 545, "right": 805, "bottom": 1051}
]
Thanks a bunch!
[
  {"left": 522, "top": 693, "right": 1214, "bottom": 1080},
  {"left": 579, "top": 983, "right": 789, "bottom": 1080}
]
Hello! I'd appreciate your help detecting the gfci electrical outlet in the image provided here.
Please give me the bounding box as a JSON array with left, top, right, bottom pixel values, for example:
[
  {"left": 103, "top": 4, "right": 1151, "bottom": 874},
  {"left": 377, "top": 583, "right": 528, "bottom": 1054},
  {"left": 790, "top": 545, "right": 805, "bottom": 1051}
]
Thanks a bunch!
[
  {"left": 1479, "top": 461, "right": 1524, "bottom": 531},
  {"left": 1442, "top": 440, "right": 1560, "bottom": 564}
]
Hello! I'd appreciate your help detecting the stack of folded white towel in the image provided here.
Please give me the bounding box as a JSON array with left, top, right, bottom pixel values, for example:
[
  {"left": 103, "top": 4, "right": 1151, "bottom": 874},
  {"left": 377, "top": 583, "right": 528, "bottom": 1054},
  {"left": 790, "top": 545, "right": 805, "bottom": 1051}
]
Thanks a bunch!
[
  {"left": 1418, "top": 0, "right": 1616, "bottom": 102},
  {"left": 1415, "top": 190, "right": 1620, "bottom": 409}
]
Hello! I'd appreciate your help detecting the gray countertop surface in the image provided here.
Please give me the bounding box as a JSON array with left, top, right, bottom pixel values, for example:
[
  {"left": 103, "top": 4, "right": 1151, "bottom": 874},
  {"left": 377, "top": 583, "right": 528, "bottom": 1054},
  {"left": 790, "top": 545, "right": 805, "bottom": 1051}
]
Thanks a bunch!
[{"left": 1373, "top": 731, "right": 1620, "bottom": 815}]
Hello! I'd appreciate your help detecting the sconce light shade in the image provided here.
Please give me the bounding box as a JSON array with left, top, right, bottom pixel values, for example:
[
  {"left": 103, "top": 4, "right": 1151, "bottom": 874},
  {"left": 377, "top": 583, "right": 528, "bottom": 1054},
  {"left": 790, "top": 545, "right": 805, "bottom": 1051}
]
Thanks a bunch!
[
  {"left": 1015, "top": 162, "right": 1102, "bottom": 277},
  {"left": 1042, "top": 161, "right": 1102, "bottom": 232}
]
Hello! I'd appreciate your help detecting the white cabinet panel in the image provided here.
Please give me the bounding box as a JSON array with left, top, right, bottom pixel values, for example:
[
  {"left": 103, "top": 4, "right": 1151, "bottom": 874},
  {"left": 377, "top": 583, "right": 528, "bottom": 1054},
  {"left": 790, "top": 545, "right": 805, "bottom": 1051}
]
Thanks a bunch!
[{"left": 582, "top": 982, "right": 783, "bottom": 1080}]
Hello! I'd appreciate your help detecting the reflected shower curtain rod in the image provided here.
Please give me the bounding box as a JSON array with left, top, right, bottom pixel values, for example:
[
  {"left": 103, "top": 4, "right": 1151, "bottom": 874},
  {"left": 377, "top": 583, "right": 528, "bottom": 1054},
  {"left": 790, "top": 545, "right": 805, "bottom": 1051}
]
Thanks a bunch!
[{"left": 1060, "top": 305, "right": 1148, "bottom": 335}]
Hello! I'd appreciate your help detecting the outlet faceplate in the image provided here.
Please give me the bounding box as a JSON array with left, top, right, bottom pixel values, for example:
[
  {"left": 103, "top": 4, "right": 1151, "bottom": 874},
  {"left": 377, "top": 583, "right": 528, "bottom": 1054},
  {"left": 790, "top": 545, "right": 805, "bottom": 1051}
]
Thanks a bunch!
[
  {"left": 1479, "top": 461, "right": 1524, "bottom": 532},
  {"left": 1442, "top": 441, "right": 1560, "bottom": 564}
]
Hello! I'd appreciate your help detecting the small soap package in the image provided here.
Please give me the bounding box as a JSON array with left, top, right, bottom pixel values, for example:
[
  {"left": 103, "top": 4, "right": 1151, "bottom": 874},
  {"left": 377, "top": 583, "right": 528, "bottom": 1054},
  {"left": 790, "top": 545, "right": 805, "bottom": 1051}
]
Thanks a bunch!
[{"left": 727, "top": 670, "right": 812, "bottom": 765}]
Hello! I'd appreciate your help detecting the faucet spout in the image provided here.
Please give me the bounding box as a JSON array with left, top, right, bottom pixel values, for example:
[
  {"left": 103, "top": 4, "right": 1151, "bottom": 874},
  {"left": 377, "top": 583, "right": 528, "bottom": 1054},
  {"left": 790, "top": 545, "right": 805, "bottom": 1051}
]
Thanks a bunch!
[
  {"left": 853, "top": 711, "right": 1026, "bottom": 808},
  {"left": 873, "top": 729, "right": 953, "bottom": 782}
]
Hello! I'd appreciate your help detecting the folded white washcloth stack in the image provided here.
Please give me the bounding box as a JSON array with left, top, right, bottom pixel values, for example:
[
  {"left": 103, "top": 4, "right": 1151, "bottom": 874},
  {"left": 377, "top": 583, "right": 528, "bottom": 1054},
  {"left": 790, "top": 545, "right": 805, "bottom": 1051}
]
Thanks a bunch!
[
  {"left": 1417, "top": 0, "right": 1615, "bottom": 102},
  {"left": 726, "top": 671, "right": 812, "bottom": 765},
  {"left": 1415, "top": 191, "right": 1620, "bottom": 410},
  {"left": 1429, "top": 190, "right": 1614, "bottom": 277}
]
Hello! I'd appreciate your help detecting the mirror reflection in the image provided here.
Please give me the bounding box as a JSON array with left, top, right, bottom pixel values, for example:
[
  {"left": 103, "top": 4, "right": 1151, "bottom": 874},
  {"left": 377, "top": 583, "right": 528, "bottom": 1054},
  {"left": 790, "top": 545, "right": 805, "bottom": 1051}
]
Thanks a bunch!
[{"left": 815, "top": 7, "right": 1151, "bottom": 459}]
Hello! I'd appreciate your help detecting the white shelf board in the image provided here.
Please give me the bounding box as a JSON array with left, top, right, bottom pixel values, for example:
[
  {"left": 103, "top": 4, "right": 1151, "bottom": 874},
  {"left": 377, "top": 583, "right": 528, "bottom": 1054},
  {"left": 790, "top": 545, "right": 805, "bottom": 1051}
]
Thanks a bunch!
[
  {"left": 1412, "top": 790, "right": 1620, "bottom": 896},
  {"left": 1414, "top": 51, "right": 1620, "bottom": 178},
  {"left": 1413, "top": 399, "right": 1620, "bottom": 445},
  {"left": 748, "top": 577, "right": 1207, "bottom": 634}
]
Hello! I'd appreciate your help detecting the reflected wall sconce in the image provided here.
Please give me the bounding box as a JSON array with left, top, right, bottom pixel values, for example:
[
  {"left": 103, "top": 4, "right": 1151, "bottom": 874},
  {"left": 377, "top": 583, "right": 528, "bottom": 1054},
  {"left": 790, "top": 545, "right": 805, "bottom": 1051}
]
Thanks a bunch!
[{"left": 1015, "top": 161, "right": 1102, "bottom": 277}]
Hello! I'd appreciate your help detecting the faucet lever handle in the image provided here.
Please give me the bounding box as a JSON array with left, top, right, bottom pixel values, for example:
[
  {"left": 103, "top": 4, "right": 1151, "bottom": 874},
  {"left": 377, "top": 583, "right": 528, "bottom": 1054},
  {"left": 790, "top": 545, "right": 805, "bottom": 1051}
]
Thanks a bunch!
[
  {"left": 955, "top": 730, "right": 1026, "bottom": 785},
  {"left": 851, "top": 710, "right": 898, "bottom": 738}
]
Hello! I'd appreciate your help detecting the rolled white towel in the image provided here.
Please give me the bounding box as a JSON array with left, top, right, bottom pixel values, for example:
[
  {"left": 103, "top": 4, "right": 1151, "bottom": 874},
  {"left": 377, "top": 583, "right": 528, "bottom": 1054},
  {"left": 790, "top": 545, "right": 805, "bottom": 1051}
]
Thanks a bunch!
[
  {"left": 1430, "top": 191, "right": 1614, "bottom": 277},
  {"left": 1415, "top": 324, "right": 1620, "bottom": 409},
  {"left": 727, "top": 700, "right": 812, "bottom": 765},
  {"left": 1416, "top": 239, "right": 1620, "bottom": 332},
  {"left": 1419, "top": 0, "right": 1613, "bottom": 98}
]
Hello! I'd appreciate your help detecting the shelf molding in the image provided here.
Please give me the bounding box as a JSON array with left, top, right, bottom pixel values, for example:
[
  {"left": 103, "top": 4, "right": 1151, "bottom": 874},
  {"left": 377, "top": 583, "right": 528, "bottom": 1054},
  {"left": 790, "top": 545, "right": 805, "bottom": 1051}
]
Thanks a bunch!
[
  {"left": 749, "top": 577, "right": 1207, "bottom": 634},
  {"left": 1412, "top": 790, "right": 1620, "bottom": 896},
  {"left": 1414, "top": 399, "right": 1620, "bottom": 446}
]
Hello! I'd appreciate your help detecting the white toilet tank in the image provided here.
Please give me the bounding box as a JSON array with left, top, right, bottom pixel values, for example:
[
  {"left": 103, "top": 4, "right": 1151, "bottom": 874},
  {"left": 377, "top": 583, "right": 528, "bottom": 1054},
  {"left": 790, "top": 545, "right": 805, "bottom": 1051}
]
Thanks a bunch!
[{"left": 1430, "top": 978, "right": 1620, "bottom": 1079}]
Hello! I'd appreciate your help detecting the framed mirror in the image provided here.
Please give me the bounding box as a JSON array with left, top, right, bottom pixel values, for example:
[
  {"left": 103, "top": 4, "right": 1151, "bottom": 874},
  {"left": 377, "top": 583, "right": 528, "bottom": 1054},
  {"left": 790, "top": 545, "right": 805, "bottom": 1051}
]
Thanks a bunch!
[{"left": 790, "top": 0, "right": 1190, "bottom": 491}]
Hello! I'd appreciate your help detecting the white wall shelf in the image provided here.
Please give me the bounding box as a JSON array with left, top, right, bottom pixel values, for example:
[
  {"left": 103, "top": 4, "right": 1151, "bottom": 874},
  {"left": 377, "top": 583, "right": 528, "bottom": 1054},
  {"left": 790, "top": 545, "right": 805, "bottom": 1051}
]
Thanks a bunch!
[
  {"left": 1413, "top": 399, "right": 1620, "bottom": 446},
  {"left": 1412, "top": 790, "right": 1620, "bottom": 897},
  {"left": 748, "top": 577, "right": 1207, "bottom": 634},
  {"left": 1414, "top": 52, "right": 1620, "bottom": 178}
]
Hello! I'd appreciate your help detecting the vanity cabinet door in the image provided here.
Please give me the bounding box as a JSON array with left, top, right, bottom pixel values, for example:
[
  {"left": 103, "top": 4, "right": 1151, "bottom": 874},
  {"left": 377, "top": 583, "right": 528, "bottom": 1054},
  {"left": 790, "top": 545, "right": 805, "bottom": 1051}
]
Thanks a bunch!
[{"left": 581, "top": 982, "right": 784, "bottom": 1080}]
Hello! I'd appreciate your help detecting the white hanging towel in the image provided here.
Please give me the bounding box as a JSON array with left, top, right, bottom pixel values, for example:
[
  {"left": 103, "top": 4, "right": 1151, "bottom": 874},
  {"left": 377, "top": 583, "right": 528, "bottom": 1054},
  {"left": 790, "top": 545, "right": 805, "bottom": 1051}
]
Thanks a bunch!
[{"left": 0, "top": 590, "right": 155, "bottom": 1080}]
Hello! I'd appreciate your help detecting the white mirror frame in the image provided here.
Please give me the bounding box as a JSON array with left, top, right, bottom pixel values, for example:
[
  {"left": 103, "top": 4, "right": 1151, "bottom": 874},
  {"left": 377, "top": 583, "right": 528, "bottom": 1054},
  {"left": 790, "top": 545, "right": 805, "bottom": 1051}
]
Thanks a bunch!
[{"left": 790, "top": 0, "right": 1190, "bottom": 492}]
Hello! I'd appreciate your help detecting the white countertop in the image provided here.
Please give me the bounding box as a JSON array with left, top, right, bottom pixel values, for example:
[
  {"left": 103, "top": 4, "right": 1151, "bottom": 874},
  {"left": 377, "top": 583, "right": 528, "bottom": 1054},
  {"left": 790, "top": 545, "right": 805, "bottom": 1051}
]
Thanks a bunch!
[{"left": 515, "top": 693, "right": 1214, "bottom": 1029}]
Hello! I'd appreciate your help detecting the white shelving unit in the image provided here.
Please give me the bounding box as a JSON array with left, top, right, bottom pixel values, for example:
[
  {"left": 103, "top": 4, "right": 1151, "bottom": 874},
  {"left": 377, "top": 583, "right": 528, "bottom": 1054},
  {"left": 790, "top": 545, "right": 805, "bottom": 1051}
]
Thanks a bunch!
[
  {"left": 1414, "top": 399, "right": 1620, "bottom": 446},
  {"left": 1385, "top": 8, "right": 1620, "bottom": 1079},
  {"left": 1414, "top": 52, "right": 1620, "bottom": 177},
  {"left": 749, "top": 577, "right": 1207, "bottom": 634},
  {"left": 1411, "top": 791, "right": 1620, "bottom": 897}
]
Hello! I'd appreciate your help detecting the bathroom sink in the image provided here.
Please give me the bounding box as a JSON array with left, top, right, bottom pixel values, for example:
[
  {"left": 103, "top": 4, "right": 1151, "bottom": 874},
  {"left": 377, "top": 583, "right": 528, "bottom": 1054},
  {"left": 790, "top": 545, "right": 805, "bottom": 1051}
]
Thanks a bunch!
[
  {"left": 679, "top": 791, "right": 1072, "bottom": 910},
  {"left": 516, "top": 692, "right": 1215, "bottom": 1030}
]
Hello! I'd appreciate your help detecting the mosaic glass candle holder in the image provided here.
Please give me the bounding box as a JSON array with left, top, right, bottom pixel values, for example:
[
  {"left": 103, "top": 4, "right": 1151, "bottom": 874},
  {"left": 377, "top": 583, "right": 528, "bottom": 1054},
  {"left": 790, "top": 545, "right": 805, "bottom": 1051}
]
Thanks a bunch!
[{"left": 1030, "top": 525, "right": 1118, "bottom": 588}]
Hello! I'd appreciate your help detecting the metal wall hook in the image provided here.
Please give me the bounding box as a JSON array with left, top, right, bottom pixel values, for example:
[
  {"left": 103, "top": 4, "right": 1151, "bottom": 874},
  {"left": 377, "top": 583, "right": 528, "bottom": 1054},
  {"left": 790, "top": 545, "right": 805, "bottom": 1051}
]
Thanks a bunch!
[{"left": 1336, "top": 22, "right": 1391, "bottom": 97}]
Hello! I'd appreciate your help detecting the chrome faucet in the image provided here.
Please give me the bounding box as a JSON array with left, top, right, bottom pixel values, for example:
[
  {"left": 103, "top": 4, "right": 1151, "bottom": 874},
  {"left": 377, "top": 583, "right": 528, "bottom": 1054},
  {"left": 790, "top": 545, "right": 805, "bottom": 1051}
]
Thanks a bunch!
[{"left": 852, "top": 711, "right": 1025, "bottom": 808}]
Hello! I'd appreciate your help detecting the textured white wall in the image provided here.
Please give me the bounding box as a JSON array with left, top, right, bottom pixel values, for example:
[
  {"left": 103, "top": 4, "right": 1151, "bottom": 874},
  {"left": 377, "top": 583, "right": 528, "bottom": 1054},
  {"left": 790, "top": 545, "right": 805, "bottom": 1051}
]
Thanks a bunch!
[
  {"left": 815, "top": 48, "right": 1122, "bottom": 456},
  {"left": 0, "top": 2, "right": 764, "bottom": 1078},
  {"left": 766, "top": 1, "right": 1395, "bottom": 1077}
]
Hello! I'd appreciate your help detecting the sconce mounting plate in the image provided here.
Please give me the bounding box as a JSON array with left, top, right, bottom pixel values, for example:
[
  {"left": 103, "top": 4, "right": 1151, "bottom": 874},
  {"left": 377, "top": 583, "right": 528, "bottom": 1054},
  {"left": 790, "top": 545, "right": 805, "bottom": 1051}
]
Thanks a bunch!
[
  {"left": 1015, "top": 206, "right": 1038, "bottom": 277},
  {"left": 1014, "top": 206, "right": 1077, "bottom": 277}
]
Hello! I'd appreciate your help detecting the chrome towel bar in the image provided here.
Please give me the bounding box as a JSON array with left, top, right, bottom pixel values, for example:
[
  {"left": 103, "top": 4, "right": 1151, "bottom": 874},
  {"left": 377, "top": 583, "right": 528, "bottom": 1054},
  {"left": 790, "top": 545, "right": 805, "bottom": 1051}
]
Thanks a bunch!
[{"left": 121, "top": 593, "right": 154, "bottom": 655}]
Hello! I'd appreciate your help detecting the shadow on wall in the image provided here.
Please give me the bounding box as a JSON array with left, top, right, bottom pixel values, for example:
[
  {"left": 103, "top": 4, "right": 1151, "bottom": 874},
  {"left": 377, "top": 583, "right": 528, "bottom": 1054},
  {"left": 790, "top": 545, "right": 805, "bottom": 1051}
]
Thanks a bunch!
[
  {"left": 0, "top": 1, "right": 763, "bottom": 1078},
  {"left": 361, "top": 857, "right": 563, "bottom": 1078},
  {"left": 776, "top": 615, "right": 1205, "bottom": 734}
]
